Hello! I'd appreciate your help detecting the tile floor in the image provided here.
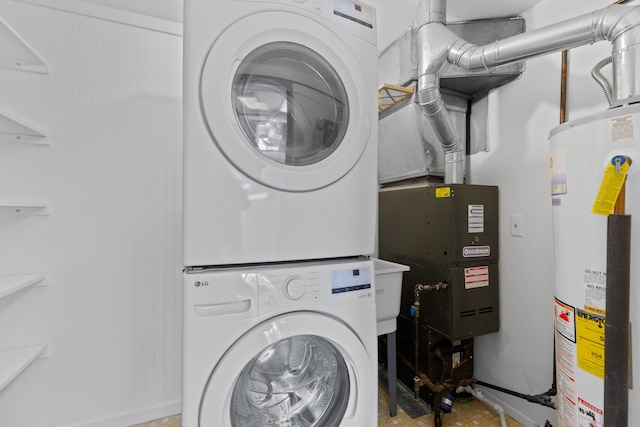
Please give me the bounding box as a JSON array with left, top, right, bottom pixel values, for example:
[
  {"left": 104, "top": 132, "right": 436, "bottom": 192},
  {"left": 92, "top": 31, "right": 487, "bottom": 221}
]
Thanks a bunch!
[
  {"left": 130, "top": 415, "right": 180, "bottom": 427},
  {"left": 378, "top": 385, "right": 524, "bottom": 427},
  {"left": 131, "top": 385, "right": 524, "bottom": 427}
]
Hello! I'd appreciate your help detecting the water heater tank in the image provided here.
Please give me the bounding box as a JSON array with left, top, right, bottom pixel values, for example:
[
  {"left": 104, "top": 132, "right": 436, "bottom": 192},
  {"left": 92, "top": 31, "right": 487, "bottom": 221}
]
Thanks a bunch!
[{"left": 550, "top": 104, "right": 640, "bottom": 426}]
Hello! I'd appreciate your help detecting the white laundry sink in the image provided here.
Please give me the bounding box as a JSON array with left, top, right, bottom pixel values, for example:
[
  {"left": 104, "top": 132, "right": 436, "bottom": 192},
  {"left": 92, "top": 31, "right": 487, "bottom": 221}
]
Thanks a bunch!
[{"left": 373, "top": 258, "right": 409, "bottom": 336}]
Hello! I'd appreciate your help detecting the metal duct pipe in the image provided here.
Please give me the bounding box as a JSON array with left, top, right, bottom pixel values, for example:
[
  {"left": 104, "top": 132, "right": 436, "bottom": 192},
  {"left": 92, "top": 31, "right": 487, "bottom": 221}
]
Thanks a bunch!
[
  {"left": 416, "top": 0, "right": 465, "bottom": 183},
  {"left": 417, "top": 4, "right": 640, "bottom": 183},
  {"left": 449, "top": 6, "right": 640, "bottom": 98},
  {"left": 449, "top": 12, "right": 596, "bottom": 71},
  {"left": 417, "top": 0, "right": 446, "bottom": 26},
  {"left": 612, "top": 22, "right": 640, "bottom": 106}
]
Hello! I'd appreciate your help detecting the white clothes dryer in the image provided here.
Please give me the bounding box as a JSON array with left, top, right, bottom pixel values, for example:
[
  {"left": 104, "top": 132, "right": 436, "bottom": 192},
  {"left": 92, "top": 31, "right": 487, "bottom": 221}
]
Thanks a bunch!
[
  {"left": 182, "top": 258, "right": 377, "bottom": 426},
  {"left": 183, "top": 0, "right": 378, "bottom": 267}
]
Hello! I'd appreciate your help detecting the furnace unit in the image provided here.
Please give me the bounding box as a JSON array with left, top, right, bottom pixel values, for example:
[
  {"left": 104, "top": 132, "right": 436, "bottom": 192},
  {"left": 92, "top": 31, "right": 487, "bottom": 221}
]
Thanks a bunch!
[{"left": 378, "top": 183, "right": 499, "bottom": 404}]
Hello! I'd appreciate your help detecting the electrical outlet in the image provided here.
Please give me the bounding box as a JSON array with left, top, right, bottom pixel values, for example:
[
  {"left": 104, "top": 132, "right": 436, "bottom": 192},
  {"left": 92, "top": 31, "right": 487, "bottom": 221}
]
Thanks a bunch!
[{"left": 510, "top": 213, "right": 524, "bottom": 237}]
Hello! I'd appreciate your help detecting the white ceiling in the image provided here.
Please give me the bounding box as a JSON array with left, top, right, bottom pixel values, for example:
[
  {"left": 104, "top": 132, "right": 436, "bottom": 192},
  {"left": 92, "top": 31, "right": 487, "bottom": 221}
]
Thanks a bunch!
[
  {"left": 83, "top": 0, "right": 184, "bottom": 23},
  {"left": 446, "top": 0, "right": 543, "bottom": 21},
  {"left": 80, "top": 0, "right": 543, "bottom": 24}
]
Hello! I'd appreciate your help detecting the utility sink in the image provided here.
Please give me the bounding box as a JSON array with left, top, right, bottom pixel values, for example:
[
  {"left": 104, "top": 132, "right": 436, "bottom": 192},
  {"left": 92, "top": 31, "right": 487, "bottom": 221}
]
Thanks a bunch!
[{"left": 373, "top": 258, "right": 410, "bottom": 336}]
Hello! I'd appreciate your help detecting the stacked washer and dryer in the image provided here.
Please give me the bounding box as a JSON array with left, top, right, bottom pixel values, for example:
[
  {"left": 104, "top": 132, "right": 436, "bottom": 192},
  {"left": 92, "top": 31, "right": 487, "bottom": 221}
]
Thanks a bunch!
[{"left": 181, "top": 0, "right": 379, "bottom": 426}]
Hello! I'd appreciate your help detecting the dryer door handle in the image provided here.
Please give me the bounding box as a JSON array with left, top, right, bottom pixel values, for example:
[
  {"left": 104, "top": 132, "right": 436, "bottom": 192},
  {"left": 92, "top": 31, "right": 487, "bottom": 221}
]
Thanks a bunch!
[{"left": 194, "top": 299, "right": 251, "bottom": 317}]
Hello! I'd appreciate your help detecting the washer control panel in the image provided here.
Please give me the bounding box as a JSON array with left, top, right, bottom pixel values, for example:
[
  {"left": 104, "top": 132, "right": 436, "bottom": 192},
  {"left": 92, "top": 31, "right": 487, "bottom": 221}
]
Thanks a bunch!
[{"left": 257, "top": 261, "right": 373, "bottom": 314}]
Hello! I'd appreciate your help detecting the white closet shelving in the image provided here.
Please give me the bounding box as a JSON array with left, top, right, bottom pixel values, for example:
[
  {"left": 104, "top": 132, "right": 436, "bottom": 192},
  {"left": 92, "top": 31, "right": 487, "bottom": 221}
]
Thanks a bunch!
[
  {"left": 0, "top": 275, "right": 47, "bottom": 392},
  {"left": 0, "top": 274, "right": 46, "bottom": 299},
  {"left": 0, "top": 15, "right": 48, "bottom": 74},
  {"left": 0, "top": 202, "right": 49, "bottom": 215},
  {"left": 0, "top": 110, "right": 47, "bottom": 144},
  {"left": 0, "top": 345, "right": 47, "bottom": 392},
  {"left": 1, "top": 11, "right": 50, "bottom": 395}
]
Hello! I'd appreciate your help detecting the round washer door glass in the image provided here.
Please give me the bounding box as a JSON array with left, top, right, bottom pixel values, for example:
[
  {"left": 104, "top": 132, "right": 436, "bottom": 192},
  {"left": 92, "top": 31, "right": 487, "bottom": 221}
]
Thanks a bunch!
[
  {"left": 233, "top": 42, "right": 348, "bottom": 167},
  {"left": 198, "top": 312, "right": 374, "bottom": 426},
  {"left": 230, "top": 335, "right": 349, "bottom": 426}
]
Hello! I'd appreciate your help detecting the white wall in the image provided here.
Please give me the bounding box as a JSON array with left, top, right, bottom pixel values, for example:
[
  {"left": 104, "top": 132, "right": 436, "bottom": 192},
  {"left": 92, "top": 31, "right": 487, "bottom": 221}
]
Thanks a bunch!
[
  {"left": 368, "top": 0, "right": 418, "bottom": 53},
  {"left": 370, "top": 0, "right": 636, "bottom": 425},
  {"left": 0, "top": 1, "right": 182, "bottom": 425}
]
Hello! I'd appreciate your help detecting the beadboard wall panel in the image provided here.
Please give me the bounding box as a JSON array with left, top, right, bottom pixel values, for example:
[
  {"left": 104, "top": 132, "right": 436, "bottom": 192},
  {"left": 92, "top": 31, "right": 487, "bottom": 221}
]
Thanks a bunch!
[{"left": 0, "top": 1, "right": 183, "bottom": 425}]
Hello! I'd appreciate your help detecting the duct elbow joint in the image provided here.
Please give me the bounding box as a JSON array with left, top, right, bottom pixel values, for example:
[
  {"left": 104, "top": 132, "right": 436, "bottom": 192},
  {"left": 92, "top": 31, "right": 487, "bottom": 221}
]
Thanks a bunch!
[
  {"left": 448, "top": 39, "right": 484, "bottom": 71},
  {"left": 416, "top": 74, "right": 441, "bottom": 109}
]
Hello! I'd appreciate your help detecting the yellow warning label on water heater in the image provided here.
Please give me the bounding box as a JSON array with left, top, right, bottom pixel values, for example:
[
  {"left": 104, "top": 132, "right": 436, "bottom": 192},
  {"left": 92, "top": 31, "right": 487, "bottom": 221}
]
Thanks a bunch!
[
  {"left": 575, "top": 309, "right": 605, "bottom": 379},
  {"left": 436, "top": 187, "right": 451, "bottom": 198},
  {"left": 591, "top": 160, "right": 629, "bottom": 215}
]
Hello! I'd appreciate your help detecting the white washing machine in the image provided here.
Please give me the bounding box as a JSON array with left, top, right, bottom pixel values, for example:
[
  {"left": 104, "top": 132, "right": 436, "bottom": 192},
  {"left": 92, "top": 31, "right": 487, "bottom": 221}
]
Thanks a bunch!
[
  {"left": 183, "top": 0, "right": 378, "bottom": 267},
  {"left": 182, "top": 258, "right": 377, "bottom": 426}
]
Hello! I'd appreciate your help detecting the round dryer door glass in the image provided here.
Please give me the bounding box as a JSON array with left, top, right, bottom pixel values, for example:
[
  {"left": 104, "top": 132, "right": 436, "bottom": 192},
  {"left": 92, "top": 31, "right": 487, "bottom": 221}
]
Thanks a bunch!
[
  {"left": 232, "top": 42, "right": 349, "bottom": 166},
  {"left": 230, "top": 334, "right": 350, "bottom": 426}
]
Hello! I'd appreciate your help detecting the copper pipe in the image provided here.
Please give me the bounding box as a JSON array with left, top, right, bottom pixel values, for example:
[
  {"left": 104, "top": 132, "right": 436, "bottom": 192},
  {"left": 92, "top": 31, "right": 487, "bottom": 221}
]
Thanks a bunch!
[
  {"left": 416, "top": 282, "right": 448, "bottom": 292},
  {"left": 434, "top": 342, "right": 473, "bottom": 383},
  {"left": 560, "top": 50, "right": 568, "bottom": 124},
  {"left": 397, "top": 350, "right": 475, "bottom": 394},
  {"left": 413, "top": 282, "right": 449, "bottom": 400},
  {"left": 413, "top": 284, "right": 422, "bottom": 400},
  {"left": 418, "top": 372, "right": 476, "bottom": 394}
]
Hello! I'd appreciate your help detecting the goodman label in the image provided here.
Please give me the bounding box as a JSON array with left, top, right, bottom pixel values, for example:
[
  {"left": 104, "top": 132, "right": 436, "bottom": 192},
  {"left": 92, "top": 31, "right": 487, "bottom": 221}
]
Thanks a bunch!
[{"left": 462, "top": 246, "right": 491, "bottom": 258}]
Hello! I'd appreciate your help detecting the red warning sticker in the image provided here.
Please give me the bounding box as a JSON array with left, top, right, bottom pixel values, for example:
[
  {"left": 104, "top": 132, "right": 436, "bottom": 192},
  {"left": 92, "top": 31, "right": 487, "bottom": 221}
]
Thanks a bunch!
[
  {"left": 555, "top": 298, "right": 576, "bottom": 342},
  {"left": 464, "top": 266, "right": 489, "bottom": 289}
]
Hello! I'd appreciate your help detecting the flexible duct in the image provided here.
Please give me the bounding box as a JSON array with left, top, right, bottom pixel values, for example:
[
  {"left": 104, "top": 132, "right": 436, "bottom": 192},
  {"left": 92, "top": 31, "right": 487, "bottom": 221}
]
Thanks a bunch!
[
  {"left": 592, "top": 56, "right": 614, "bottom": 106},
  {"left": 416, "top": 3, "right": 640, "bottom": 183}
]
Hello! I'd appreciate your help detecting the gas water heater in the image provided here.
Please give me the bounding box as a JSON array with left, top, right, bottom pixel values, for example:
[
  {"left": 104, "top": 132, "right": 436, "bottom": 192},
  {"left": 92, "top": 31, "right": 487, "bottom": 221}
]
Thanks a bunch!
[{"left": 550, "top": 104, "right": 640, "bottom": 427}]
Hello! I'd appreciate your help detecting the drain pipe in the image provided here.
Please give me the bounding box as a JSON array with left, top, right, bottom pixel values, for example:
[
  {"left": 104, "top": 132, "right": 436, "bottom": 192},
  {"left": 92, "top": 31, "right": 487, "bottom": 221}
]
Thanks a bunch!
[
  {"left": 416, "top": 3, "right": 640, "bottom": 183},
  {"left": 458, "top": 385, "right": 508, "bottom": 427}
]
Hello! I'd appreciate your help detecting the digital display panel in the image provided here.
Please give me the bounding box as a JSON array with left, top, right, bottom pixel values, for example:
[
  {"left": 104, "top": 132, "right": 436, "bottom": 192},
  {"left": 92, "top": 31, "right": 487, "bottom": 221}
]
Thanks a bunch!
[{"left": 331, "top": 266, "right": 371, "bottom": 294}]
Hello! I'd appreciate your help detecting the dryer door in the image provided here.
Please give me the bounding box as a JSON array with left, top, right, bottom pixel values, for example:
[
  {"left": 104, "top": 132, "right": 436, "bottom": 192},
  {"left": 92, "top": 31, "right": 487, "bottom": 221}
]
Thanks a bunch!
[
  {"left": 200, "top": 11, "right": 372, "bottom": 192},
  {"left": 199, "top": 312, "right": 374, "bottom": 426}
]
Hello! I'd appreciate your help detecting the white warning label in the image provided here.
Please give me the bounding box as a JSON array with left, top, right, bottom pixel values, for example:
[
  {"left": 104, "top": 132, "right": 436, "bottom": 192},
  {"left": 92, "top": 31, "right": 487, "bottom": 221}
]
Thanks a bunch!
[
  {"left": 464, "top": 266, "right": 489, "bottom": 289},
  {"left": 468, "top": 205, "right": 484, "bottom": 233},
  {"left": 611, "top": 115, "right": 634, "bottom": 142},
  {"left": 584, "top": 268, "right": 606, "bottom": 315}
]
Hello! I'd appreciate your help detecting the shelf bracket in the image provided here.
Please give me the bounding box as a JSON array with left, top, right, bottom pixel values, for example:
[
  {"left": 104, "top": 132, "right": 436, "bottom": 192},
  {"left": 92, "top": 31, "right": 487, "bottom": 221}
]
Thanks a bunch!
[
  {"left": 0, "top": 15, "right": 49, "bottom": 74},
  {"left": 0, "top": 110, "right": 47, "bottom": 144}
]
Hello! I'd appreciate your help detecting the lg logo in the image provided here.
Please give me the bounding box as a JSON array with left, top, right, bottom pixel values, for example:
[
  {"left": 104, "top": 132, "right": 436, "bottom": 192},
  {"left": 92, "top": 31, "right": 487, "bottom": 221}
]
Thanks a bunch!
[{"left": 194, "top": 281, "right": 209, "bottom": 287}]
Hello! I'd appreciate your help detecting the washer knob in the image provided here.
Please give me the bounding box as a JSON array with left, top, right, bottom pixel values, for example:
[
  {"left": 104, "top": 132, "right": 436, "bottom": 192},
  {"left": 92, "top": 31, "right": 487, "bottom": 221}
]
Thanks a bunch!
[{"left": 284, "top": 276, "right": 306, "bottom": 300}]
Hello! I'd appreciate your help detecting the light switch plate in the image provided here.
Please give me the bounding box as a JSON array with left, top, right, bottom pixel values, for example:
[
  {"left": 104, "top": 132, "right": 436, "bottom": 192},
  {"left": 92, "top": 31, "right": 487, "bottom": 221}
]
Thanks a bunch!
[{"left": 510, "top": 213, "right": 524, "bottom": 237}]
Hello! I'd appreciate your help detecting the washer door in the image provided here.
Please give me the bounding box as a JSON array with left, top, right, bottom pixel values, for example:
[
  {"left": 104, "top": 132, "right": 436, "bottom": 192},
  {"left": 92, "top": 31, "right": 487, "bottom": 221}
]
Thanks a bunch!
[
  {"left": 199, "top": 312, "right": 373, "bottom": 426},
  {"left": 200, "top": 11, "right": 372, "bottom": 192}
]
